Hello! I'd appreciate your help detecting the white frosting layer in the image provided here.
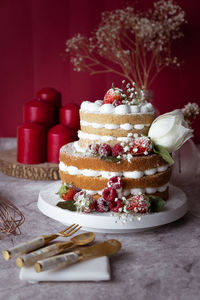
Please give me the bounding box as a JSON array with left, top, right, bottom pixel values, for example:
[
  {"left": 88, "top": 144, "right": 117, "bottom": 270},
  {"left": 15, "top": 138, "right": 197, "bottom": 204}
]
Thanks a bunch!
[
  {"left": 81, "top": 183, "right": 169, "bottom": 196},
  {"left": 78, "top": 130, "right": 134, "bottom": 143},
  {"left": 59, "top": 162, "right": 169, "bottom": 179},
  {"left": 80, "top": 120, "right": 150, "bottom": 131},
  {"left": 80, "top": 100, "right": 154, "bottom": 115}
]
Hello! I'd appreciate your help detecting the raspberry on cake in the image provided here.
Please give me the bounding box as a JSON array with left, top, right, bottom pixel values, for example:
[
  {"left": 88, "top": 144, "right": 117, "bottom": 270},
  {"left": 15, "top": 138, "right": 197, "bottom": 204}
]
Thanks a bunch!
[
  {"left": 109, "top": 199, "right": 123, "bottom": 213},
  {"left": 102, "top": 187, "right": 118, "bottom": 203},
  {"left": 112, "top": 144, "right": 124, "bottom": 157},
  {"left": 108, "top": 176, "right": 123, "bottom": 189},
  {"left": 96, "top": 197, "right": 110, "bottom": 212},
  {"left": 99, "top": 144, "right": 112, "bottom": 157}
]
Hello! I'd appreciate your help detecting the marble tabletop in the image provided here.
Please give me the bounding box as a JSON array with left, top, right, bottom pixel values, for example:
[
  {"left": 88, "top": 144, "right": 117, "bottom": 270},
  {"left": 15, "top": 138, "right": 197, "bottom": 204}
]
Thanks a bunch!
[{"left": 0, "top": 138, "right": 200, "bottom": 300}]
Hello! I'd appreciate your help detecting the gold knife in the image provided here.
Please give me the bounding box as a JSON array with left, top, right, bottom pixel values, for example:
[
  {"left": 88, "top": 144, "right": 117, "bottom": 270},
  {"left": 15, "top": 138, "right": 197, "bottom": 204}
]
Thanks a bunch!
[{"left": 34, "top": 239, "right": 121, "bottom": 273}]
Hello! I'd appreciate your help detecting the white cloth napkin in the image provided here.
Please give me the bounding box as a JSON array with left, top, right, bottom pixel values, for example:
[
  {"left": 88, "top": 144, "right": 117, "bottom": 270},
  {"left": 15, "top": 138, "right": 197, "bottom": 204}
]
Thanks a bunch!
[{"left": 19, "top": 256, "right": 110, "bottom": 282}]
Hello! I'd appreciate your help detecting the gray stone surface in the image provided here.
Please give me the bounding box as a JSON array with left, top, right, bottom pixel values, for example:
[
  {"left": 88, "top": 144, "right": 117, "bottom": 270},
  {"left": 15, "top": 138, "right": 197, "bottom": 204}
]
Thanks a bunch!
[{"left": 0, "top": 138, "right": 200, "bottom": 300}]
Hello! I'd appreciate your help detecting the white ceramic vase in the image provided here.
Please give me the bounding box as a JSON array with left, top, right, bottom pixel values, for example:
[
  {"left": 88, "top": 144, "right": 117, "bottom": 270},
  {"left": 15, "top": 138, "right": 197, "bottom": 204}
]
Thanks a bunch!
[{"left": 170, "top": 139, "right": 199, "bottom": 186}]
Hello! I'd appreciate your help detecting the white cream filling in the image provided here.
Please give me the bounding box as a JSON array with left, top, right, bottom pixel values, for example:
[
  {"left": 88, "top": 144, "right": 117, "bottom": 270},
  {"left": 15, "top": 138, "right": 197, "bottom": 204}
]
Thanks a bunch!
[
  {"left": 81, "top": 183, "right": 169, "bottom": 196},
  {"left": 80, "top": 120, "right": 150, "bottom": 131},
  {"left": 59, "top": 162, "right": 169, "bottom": 179},
  {"left": 80, "top": 100, "right": 154, "bottom": 115},
  {"left": 78, "top": 130, "right": 137, "bottom": 143}
]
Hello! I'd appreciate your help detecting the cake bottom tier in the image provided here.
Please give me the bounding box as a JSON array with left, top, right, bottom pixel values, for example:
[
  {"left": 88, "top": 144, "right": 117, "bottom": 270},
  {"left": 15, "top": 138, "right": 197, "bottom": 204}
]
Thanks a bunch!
[{"left": 59, "top": 143, "right": 172, "bottom": 200}]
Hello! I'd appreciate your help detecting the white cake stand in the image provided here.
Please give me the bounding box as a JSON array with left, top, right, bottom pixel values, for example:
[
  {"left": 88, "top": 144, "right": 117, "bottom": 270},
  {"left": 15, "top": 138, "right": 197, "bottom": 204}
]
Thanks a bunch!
[{"left": 37, "top": 182, "right": 188, "bottom": 233}]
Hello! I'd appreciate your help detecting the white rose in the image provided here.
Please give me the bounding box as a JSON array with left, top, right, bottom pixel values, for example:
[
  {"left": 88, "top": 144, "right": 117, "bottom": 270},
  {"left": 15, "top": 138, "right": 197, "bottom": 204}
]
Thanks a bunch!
[{"left": 148, "top": 109, "right": 193, "bottom": 153}]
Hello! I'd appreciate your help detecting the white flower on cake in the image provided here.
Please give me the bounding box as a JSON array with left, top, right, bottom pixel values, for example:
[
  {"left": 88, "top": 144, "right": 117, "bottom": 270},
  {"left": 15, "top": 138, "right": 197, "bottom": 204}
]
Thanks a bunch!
[
  {"left": 73, "top": 191, "right": 95, "bottom": 213},
  {"left": 148, "top": 109, "right": 193, "bottom": 153}
]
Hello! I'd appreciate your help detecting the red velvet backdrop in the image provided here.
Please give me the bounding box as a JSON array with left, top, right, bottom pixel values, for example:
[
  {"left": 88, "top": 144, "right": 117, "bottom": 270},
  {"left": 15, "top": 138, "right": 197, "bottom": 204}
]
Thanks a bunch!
[{"left": 0, "top": 0, "right": 200, "bottom": 142}]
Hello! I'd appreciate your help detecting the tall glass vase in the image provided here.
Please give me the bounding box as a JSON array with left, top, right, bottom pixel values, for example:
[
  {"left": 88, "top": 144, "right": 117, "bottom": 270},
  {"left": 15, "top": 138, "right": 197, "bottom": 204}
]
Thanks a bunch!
[
  {"left": 170, "top": 139, "right": 199, "bottom": 186},
  {"left": 144, "top": 90, "right": 160, "bottom": 117}
]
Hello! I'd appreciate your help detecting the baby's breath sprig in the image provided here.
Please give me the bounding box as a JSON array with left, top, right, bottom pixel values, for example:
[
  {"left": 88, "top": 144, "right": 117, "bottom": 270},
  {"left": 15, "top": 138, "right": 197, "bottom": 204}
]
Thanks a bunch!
[
  {"left": 120, "top": 80, "right": 145, "bottom": 104},
  {"left": 65, "top": 0, "right": 186, "bottom": 89}
]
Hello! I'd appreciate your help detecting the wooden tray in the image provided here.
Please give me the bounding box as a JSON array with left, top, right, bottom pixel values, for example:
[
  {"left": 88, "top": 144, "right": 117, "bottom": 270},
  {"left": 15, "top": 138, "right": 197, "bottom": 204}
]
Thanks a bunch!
[{"left": 0, "top": 149, "right": 59, "bottom": 180}]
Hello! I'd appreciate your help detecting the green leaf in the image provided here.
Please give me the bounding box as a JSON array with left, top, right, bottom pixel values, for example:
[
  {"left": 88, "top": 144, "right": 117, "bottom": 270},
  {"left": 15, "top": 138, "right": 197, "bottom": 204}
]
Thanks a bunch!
[
  {"left": 149, "top": 195, "right": 166, "bottom": 212},
  {"left": 153, "top": 144, "right": 174, "bottom": 165},
  {"left": 100, "top": 156, "right": 121, "bottom": 163},
  {"left": 56, "top": 200, "right": 77, "bottom": 211},
  {"left": 56, "top": 184, "right": 68, "bottom": 199}
]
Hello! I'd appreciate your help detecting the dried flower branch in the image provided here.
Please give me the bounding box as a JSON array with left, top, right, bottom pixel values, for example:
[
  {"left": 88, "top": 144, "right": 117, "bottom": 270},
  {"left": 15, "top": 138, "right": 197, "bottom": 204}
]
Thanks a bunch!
[{"left": 65, "top": 0, "right": 186, "bottom": 89}]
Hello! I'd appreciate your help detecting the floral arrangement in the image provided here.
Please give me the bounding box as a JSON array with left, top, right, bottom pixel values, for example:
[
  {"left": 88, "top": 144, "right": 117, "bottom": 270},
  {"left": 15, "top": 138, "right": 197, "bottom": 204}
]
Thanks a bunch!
[{"left": 65, "top": 0, "right": 186, "bottom": 89}]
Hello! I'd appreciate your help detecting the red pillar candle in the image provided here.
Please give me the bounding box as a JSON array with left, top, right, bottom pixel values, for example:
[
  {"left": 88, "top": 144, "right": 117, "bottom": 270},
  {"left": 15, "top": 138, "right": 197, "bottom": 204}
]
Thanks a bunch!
[
  {"left": 47, "top": 124, "right": 77, "bottom": 163},
  {"left": 59, "top": 103, "right": 80, "bottom": 130},
  {"left": 17, "top": 122, "right": 46, "bottom": 164},
  {"left": 24, "top": 99, "right": 55, "bottom": 128},
  {"left": 36, "top": 87, "right": 61, "bottom": 110},
  {"left": 36, "top": 88, "right": 61, "bottom": 123}
]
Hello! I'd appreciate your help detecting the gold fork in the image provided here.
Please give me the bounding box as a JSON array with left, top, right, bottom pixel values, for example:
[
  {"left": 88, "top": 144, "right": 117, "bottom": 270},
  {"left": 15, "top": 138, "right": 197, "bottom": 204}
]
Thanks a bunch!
[
  {"left": 3, "top": 224, "right": 81, "bottom": 260},
  {"left": 43, "top": 224, "right": 82, "bottom": 244}
]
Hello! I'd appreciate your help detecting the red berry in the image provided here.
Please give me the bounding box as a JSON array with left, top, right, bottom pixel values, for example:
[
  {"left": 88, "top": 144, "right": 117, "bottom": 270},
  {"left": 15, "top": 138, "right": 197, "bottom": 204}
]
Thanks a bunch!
[
  {"left": 112, "top": 143, "right": 124, "bottom": 157},
  {"left": 130, "top": 136, "right": 152, "bottom": 156},
  {"left": 108, "top": 176, "right": 123, "bottom": 189},
  {"left": 126, "top": 194, "right": 150, "bottom": 214},
  {"left": 109, "top": 199, "right": 123, "bottom": 213},
  {"left": 102, "top": 187, "right": 117, "bottom": 203},
  {"left": 99, "top": 143, "right": 112, "bottom": 157},
  {"left": 62, "top": 188, "right": 77, "bottom": 201},
  {"left": 96, "top": 197, "right": 110, "bottom": 212},
  {"left": 102, "top": 88, "right": 123, "bottom": 105},
  {"left": 88, "top": 143, "right": 100, "bottom": 155}
]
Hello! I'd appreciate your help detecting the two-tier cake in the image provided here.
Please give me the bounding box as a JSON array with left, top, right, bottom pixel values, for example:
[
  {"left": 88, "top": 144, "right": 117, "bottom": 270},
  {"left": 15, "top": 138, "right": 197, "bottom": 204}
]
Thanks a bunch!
[{"left": 58, "top": 85, "right": 172, "bottom": 214}]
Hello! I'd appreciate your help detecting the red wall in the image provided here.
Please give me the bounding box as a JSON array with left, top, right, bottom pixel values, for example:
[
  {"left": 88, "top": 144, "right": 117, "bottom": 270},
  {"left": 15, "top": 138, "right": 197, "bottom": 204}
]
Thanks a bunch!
[{"left": 0, "top": 0, "right": 200, "bottom": 142}]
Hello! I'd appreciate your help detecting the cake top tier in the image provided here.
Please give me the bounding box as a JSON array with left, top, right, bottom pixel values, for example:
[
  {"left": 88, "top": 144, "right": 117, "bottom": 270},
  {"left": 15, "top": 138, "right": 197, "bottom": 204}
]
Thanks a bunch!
[{"left": 80, "top": 84, "right": 155, "bottom": 115}]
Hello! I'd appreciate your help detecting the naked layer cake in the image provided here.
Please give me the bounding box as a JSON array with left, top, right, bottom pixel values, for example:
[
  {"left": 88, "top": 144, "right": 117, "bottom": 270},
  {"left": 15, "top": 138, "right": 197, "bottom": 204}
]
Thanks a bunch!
[{"left": 57, "top": 84, "right": 173, "bottom": 215}]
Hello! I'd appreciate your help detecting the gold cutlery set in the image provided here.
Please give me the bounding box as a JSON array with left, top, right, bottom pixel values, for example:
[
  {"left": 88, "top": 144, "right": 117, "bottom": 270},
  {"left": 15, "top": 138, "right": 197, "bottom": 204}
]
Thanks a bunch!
[{"left": 3, "top": 224, "right": 121, "bottom": 273}]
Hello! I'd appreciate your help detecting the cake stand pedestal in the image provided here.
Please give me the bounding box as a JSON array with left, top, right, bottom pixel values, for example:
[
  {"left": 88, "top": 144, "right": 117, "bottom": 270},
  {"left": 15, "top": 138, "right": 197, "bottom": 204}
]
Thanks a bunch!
[{"left": 37, "top": 182, "right": 188, "bottom": 233}]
